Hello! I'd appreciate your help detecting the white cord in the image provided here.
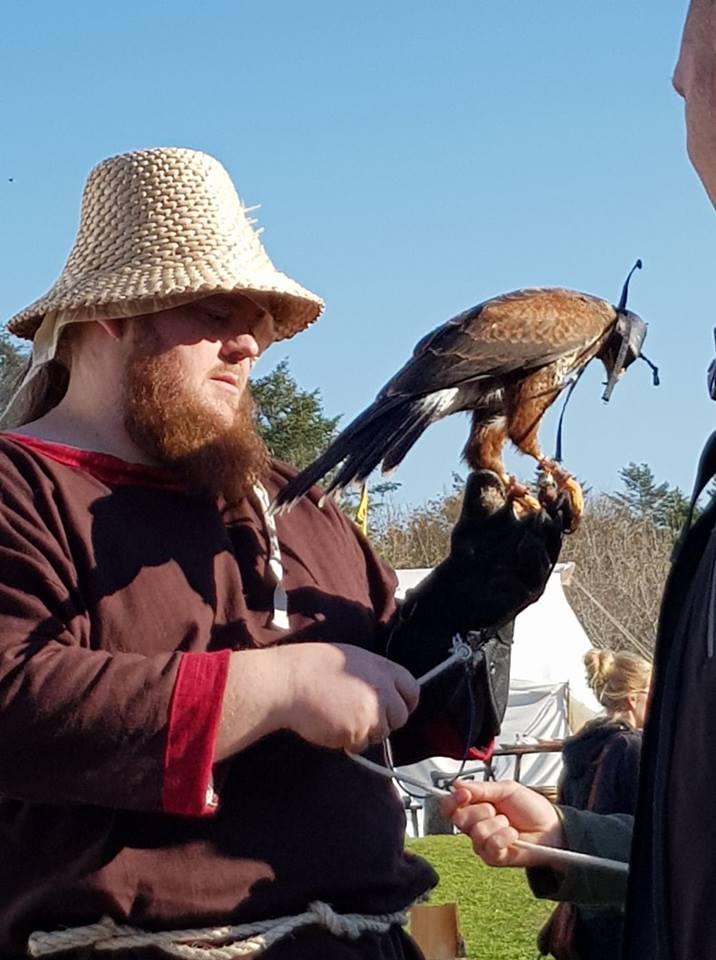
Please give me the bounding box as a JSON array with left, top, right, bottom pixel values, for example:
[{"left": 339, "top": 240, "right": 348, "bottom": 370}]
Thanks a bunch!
[
  {"left": 346, "top": 636, "right": 629, "bottom": 878},
  {"left": 252, "top": 483, "right": 289, "bottom": 629},
  {"left": 346, "top": 753, "right": 450, "bottom": 797},
  {"left": 347, "top": 753, "right": 628, "bottom": 875}
]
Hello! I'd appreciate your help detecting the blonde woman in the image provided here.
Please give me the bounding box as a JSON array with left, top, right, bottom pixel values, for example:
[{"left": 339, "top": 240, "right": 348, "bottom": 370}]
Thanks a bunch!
[
  {"left": 539, "top": 648, "right": 651, "bottom": 960},
  {"left": 561, "top": 649, "right": 651, "bottom": 811}
]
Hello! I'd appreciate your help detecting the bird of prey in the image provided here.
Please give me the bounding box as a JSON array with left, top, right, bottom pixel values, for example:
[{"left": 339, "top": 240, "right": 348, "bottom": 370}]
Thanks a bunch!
[{"left": 271, "top": 263, "right": 656, "bottom": 526}]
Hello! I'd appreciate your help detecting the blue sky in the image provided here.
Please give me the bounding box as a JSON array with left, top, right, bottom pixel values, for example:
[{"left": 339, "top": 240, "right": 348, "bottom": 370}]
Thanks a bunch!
[{"left": 1, "top": 0, "right": 711, "bottom": 506}]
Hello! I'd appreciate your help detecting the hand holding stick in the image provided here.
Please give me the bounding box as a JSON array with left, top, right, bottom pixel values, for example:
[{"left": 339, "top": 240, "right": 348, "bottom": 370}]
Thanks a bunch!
[
  {"left": 348, "top": 753, "right": 627, "bottom": 875},
  {"left": 442, "top": 779, "right": 628, "bottom": 875}
]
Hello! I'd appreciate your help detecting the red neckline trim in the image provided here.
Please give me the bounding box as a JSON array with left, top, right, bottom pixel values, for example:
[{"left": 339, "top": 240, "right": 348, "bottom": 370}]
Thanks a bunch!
[{"left": 3, "top": 433, "right": 184, "bottom": 490}]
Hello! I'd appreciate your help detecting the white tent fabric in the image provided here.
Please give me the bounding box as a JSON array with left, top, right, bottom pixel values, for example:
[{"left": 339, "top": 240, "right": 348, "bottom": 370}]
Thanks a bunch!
[
  {"left": 510, "top": 563, "right": 600, "bottom": 718},
  {"left": 394, "top": 563, "right": 601, "bottom": 804}
]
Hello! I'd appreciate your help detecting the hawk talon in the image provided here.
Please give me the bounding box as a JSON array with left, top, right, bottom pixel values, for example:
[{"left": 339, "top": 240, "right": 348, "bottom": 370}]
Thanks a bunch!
[
  {"left": 538, "top": 458, "right": 584, "bottom": 529},
  {"left": 505, "top": 476, "right": 543, "bottom": 517},
  {"left": 538, "top": 457, "right": 570, "bottom": 486}
]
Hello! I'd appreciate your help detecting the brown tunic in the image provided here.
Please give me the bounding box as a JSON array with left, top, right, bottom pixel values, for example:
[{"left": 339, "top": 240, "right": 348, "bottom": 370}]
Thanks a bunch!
[{"left": 0, "top": 435, "right": 437, "bottom": 959}]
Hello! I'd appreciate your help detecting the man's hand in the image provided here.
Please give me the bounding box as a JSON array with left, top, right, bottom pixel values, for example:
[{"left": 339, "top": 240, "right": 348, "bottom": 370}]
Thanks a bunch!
[
  {"left": 440, "top": 469, "right": 570, "bottom": 632},
  {"left": 281, "top": 643, "right": 420, "bottom": 751},
  {"left": 441, "top": 780, "right": 566, "bottom": 869},
  {"left": 216, "top": 643, "right": 420, "bottom": 759},
  {"left": 386, "top": 470, "right": 569, "bottom": 715},
  {"left": 386, "top": 471, "right": 570, "bottom": 760}
]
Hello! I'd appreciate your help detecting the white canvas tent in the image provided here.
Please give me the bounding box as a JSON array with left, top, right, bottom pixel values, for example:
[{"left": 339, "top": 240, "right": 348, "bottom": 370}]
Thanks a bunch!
[{"left": 394, "top": 562, "right": 601, "bottom": 808}]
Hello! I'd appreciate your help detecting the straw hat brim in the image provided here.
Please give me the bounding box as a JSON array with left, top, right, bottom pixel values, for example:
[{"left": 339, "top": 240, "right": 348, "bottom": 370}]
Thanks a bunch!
[{"left": 7, "top": 258, "right": 323, "bottom": 342}]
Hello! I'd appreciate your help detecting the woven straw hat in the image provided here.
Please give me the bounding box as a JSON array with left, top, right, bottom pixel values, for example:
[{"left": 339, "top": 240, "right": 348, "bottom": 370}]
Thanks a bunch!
[{"left": 7, "top": 147, "right": 324, "bottom": 341}]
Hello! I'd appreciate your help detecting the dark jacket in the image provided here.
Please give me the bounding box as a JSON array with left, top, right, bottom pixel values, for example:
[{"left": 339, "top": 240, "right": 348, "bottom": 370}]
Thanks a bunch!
[
  {"left": 525, "top": 725, "right": 639, "bottom": 934},
  {"left": 529, "top": 434, "right": 716, "bottom": 960},
  {"left": 528, "top": 806, "right": 632, "bottom": 908},
  {"left": 552, "top": 721, "right": 641, "bottom": 960},
  {"left": 559, "top": 720, "right": 642, "bottom": 815},
  {"left": 623, "top": 434, "right": 716, "bottom": 960}
]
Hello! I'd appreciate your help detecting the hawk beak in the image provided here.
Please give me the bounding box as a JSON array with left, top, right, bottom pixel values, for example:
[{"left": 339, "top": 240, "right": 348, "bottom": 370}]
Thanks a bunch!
[{"left": 602, "top": 366, "right": 626, "bottom": 402}]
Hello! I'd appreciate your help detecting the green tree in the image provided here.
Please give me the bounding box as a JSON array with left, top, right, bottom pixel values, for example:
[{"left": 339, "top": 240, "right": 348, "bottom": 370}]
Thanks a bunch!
[
  {"left": 654, "top": 486, "right": 692, "bottom": 534},
  {"left": 252, "top": 359, "right": 340, "bottom": 470},
  {"left": 611, "top": 462, "right": 670, "bottom": 517},
  {"left": 0, "top": 329, "right": 27, "bottom": 410},
  {"left": 611, "top": 462, "right": 690, "bottom": 535}
]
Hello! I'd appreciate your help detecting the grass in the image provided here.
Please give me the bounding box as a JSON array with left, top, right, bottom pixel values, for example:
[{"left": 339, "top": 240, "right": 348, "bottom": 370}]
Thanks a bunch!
[{"left": 406, "top": 835, "right": 552, "bottom": 959}]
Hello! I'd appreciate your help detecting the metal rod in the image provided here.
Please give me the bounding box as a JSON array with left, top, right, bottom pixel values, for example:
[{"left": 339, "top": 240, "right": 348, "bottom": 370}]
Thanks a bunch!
[
  {"left": 513, "top": 840, "right": 629, "bottom": 875},
  {"left": 416, "top": 649, "right": 467, "bottom": 687}
]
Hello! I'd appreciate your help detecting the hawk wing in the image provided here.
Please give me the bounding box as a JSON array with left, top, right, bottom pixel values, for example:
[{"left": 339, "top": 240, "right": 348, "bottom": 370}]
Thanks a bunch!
[
  {"left": 270, "top": 288, "right": 617, "bottom": 513},
  {"left": 381, "top": 288, "right": 616, "bottom": 400}
]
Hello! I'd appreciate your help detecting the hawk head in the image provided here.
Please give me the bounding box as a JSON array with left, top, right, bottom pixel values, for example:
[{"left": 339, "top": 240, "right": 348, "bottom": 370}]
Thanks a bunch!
[
  {"left": 599, "top": 308, "right": 647, "bottom": 399},
  {"left": 597, "top": 260, "right": 658, "bottom": 400}
]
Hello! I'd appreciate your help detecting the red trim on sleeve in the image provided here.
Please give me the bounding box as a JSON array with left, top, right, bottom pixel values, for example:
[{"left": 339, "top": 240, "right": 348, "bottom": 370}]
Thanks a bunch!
[
  {"left": 468, "top": 739, "right": 495, "bottom": 763},
  {"left": 162, "top": 650, "right": 231, "bottom": 817}
]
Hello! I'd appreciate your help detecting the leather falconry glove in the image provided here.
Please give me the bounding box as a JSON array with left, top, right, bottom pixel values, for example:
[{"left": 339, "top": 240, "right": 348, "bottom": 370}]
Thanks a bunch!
[{"left": 386, "top": 470, "right": 571, "bottom": 762}]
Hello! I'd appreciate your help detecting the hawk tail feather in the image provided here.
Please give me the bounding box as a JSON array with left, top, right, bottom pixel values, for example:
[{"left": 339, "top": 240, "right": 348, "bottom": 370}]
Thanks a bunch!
[
  {"left": 269, "top": 395, "right": 409, "bottom": 513},
  {"left": 380, "top": 397, "right": 443, "bottom": 473},
  {"left": 271, "top": 392, "right": 453, "bottom": 513},
  {"left": 322, "top": 401, "right": 425, "bottom": 495},
  {"left": 321, "top": 391, "right": 456, "bottom": 495}
]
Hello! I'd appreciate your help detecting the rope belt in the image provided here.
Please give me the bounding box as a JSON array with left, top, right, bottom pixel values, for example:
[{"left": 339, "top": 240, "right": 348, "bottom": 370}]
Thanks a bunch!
[{"left": 28, "top": 901, "right": 409, "bottom": 959}]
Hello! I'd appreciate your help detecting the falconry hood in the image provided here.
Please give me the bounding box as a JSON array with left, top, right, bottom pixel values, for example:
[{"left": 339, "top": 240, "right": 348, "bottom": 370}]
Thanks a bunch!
[{"left": 599, "top": 259, "right": 659, "bottom": 401}]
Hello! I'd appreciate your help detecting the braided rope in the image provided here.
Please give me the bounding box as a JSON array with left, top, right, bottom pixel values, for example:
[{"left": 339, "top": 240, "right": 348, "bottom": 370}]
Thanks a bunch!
[
  {"left": 252, "top": 482, "right": 289, "bottom": 629},
  {"left": 28, "top": 901, "right": 408, "bottom": 959}
]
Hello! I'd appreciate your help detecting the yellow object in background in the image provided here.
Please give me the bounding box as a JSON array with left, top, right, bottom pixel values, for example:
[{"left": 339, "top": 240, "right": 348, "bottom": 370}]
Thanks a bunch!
[{"left": 355, "top": 482, "right": 368, "bottom": 535}]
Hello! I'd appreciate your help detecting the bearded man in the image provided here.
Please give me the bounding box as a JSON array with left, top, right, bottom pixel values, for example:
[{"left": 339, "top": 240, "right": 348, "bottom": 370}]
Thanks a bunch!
[{"left": 0, "top": 147, "right": 566, "bottom": 959}]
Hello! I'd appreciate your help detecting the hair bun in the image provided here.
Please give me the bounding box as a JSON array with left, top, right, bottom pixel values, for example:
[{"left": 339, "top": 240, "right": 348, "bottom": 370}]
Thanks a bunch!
[
  {"left": 584, "top": 648, "right": 616, "bottom": 700},
  {"left": 583, "top": 647, "right": 652, "bottom": 718}
]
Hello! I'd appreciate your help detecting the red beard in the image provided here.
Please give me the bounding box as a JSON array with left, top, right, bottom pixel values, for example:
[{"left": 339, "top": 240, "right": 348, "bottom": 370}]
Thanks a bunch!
[{"left": 123, "top": 347, "right": 269, "bottom": 504}]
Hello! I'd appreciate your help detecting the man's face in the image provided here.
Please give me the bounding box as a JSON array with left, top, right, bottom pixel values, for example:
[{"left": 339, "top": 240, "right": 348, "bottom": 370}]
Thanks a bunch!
[
  {"left": 121, "top": 294, "right": 274, "bottom": 501},
  {"left": 138, "top": 294, "right": 275, "bottom": 427},
  {"left": 673, "top": 0, "right": 716, "bottom": 206}
]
